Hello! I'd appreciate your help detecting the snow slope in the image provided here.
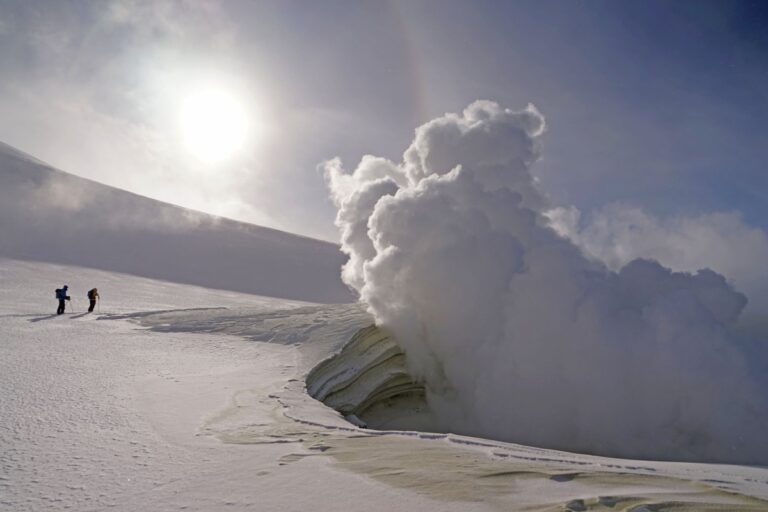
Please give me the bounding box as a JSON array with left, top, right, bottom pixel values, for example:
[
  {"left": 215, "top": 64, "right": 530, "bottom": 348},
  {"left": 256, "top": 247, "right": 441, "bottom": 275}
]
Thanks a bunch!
[
  {"left": 3, "top": 258, "right": 768, "bottom": 511},
  {"left": 0, "top": 258, "right": 468, "bottom": 512},
  {"left": 0, "top": 141, "right": 352, "bottom": 303}
]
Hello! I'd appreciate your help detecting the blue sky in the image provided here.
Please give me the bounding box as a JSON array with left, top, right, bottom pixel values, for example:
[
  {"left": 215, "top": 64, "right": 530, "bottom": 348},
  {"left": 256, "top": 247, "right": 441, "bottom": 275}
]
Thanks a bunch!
[
  {"left": 404, "top": 0, "right": 768, "bottom": 225},
  {"left": 0, "top": 0, "right": 766, "bottom": 240}
]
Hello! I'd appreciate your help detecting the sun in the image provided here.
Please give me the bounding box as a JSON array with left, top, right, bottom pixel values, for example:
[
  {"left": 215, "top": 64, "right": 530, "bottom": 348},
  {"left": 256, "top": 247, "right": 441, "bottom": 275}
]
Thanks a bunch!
[{"left": 180, "top": 89, "right": 250, "bottom": 163}]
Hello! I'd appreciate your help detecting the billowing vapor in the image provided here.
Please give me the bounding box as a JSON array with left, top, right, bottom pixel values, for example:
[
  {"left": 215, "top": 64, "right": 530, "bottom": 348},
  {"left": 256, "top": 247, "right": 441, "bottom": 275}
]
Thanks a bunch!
[
  {"left": 547, "top": 204, "right": 768, "bottom": 335},
  {"left": 324, "top": 101, "right": 768, "bottom": 464}
]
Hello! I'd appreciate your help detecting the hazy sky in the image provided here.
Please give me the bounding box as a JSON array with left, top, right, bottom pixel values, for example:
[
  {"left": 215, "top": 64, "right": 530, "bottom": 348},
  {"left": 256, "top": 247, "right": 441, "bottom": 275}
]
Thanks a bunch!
[{"left": 1, "top": 0, "right": 766, "bottom": 241}]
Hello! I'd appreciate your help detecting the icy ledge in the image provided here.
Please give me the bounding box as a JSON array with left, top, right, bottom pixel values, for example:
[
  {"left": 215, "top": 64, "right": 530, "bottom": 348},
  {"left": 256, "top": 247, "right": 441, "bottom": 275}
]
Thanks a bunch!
[{"left": 306, "top": 325, "right": 439, "bottom": 431}]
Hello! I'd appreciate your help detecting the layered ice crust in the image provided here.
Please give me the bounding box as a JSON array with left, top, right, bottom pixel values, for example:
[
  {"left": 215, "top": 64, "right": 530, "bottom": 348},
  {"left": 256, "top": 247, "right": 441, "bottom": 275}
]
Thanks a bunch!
[{"left": 307, "top": 325, "right": 439, "bottom": 432}]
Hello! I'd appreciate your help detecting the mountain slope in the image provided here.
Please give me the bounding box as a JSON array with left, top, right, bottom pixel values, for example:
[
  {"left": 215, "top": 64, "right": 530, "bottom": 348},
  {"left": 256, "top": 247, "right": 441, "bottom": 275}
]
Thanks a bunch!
[{"left": 0, "top": 141, "right": 353, "bottom": 303}]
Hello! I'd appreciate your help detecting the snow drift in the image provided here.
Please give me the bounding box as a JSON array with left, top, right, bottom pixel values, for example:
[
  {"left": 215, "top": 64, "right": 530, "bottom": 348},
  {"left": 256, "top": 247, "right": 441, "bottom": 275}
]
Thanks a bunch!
[
  {"left": 0, "top": 141, "right": 352, "bottom": 303},
  {"left": 324, "top": 101, "right": 768, "bottom": 464}
]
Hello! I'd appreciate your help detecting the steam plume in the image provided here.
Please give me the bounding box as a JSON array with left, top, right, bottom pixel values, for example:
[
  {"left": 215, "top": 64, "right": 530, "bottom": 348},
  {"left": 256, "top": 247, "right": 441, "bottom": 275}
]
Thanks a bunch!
[{"left": 324, "top": 101, "right": 768, "bottom": 464}]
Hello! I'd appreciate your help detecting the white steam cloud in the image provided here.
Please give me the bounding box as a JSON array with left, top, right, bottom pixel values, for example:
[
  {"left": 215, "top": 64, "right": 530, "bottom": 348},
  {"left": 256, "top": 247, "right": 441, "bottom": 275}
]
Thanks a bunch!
[{"left": 324, "top": 101, "right": 768, "bottom": 464}]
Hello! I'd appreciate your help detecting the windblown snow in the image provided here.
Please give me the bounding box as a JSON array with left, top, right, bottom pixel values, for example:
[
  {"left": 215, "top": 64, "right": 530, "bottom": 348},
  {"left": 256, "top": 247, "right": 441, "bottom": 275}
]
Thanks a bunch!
[
  {"left": 324, "top": 101, "right": 768, "bottom": 465},
  {"left": 0, "top": 141, "right": 352, "bottom": 304}
]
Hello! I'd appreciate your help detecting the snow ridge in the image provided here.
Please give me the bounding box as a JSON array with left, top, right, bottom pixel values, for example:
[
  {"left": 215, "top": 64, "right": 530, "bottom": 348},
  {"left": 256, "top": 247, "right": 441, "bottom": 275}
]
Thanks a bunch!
[{"left": 0, "top": 142, "right": 353, "bottom": 303}]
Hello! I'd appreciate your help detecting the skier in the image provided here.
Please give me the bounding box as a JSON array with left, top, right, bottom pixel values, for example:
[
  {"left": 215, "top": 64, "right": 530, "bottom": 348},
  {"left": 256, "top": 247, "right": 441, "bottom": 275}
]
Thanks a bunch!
[
  {"left": 87, "top": 288, "right": 99, "bottom": 313},
  {"left": 55, "top": 285, "right": 70, "bottom": 315}
]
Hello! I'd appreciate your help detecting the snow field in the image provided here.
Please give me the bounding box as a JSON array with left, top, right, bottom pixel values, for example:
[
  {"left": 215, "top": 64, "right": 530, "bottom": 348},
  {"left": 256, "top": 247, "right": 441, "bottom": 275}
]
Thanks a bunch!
[
  {"left": 0, "top": 259, "right": 485, "bottom": 511},
  {"left": 2, "top": 258, "right": 768, "bottom": 511}
]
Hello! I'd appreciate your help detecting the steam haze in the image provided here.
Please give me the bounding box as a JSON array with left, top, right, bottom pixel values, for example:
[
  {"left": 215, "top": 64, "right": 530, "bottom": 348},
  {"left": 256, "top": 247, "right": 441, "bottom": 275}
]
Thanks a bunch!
[{"left": 3, "top": 2, "right": 768, "bottom": 241}]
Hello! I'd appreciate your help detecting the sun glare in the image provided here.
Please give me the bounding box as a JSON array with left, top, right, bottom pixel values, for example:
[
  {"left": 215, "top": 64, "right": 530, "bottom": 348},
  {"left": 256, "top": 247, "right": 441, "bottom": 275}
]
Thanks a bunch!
[{"left": 180, "top": 89, "right": 250, "bottom": 163}]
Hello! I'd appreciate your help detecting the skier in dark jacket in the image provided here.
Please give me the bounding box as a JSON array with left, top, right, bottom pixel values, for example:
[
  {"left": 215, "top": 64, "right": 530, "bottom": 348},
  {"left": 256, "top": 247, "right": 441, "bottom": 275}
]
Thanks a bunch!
[
  {"left": 55, "top": 285, "right": 70, "bottom": 315},
  {"left": 87, "top": 288, "right": 99, "bottom": 312}
]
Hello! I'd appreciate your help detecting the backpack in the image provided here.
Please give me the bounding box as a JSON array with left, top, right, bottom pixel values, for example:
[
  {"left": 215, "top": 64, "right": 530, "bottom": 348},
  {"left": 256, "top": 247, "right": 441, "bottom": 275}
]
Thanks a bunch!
[
  {"left": 55, "top": 288, "right": 64, "bottom": 300},
  {"left": 87, "top": 289, "right": 96, "bottom": 300}
]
